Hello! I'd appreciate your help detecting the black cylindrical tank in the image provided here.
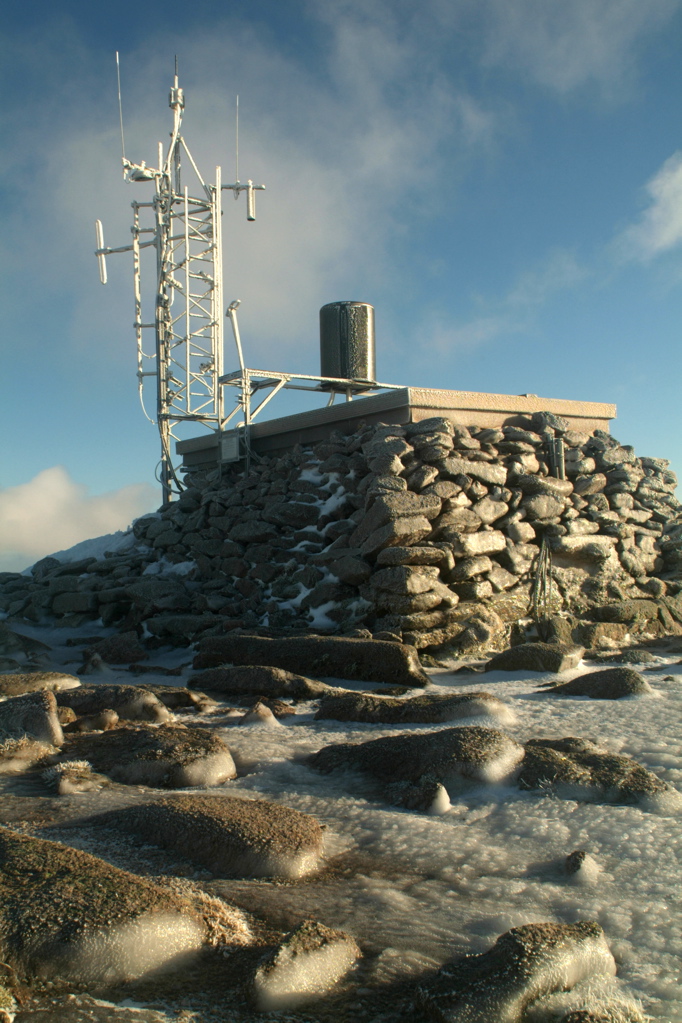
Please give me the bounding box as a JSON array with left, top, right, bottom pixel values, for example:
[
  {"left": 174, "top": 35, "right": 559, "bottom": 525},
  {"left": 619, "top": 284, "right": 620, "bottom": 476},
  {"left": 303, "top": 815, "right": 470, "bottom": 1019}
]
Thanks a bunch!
[{"left": 319, "top": 301, "right": 375, "bottom": 386}]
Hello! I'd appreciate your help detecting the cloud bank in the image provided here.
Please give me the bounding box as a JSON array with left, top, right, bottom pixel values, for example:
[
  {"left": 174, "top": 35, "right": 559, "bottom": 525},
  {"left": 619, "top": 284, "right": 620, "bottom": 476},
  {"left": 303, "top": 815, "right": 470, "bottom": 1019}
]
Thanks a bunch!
[{"left": 0, "top": 467, "right": 157, "bottom": 573}]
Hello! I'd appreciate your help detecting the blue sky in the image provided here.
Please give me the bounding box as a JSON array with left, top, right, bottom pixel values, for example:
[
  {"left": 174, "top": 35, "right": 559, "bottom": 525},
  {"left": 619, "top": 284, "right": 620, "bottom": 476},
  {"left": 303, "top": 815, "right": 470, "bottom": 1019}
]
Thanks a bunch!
[{"left": 1, "top": 0, "right": 682, "bottom": 570}]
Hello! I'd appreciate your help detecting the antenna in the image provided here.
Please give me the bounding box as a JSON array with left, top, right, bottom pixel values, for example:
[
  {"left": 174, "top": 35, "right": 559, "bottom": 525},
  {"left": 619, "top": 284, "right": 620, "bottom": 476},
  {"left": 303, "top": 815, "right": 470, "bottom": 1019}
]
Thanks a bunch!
[
  {"left": 95, "top": 220, "right": 107, "bottom": 284},
  {"left": 116, "top": 51, "right": 126, "bottom": 168},
  {"left": 224, "top": 97, "right": 265, "bottom": 220},
  {"left": 94, "top": 58, "right": 266, "bottom": 504},
  {"left": 235, "top": 95, "right": 239, "bottom": 183}
]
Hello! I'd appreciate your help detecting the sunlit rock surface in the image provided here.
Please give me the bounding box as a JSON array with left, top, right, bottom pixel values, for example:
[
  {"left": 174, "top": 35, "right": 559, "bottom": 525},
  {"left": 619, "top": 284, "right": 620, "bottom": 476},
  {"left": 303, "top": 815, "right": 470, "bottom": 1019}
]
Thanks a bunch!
[
  {"left": 309, "top": 725, "right": 525, "bottom": 792},
  {"left": 315, "top": 690, "right": 515, "bottom": 726},
  {"left": 55, "top": 684, "right": 170, "bottom": 723},
  {"left": 0, "top": 691, "right": 63, "bottom": 746},
  {"left": 416, "top": 921, "right": 616, "bottom": 1023},
  {"left": 56, "top": 724, "right": 236, "bottom": 788},
  {"left": 251, "top": 919, "right": 360, "bottom": 1010},
  {"left": 0, "top": 828, "right": 207, "bottom": 984},
  {"left": 84, "top": 794, "right": 325, "bottom": 879}
]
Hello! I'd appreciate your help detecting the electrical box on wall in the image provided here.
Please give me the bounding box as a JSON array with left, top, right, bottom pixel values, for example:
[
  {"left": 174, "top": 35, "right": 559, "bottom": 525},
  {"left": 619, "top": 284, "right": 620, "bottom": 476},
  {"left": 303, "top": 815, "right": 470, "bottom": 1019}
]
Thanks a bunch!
[{"left": 221, "top": 432, "right": 241, "bottom": 462}]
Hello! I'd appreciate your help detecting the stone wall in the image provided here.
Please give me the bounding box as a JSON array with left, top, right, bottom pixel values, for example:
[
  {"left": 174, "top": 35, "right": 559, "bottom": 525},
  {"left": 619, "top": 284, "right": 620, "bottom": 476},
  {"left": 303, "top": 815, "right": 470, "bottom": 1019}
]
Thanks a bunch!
[{"left": 1, "top": 411, "right": 681, "bottom": 653}]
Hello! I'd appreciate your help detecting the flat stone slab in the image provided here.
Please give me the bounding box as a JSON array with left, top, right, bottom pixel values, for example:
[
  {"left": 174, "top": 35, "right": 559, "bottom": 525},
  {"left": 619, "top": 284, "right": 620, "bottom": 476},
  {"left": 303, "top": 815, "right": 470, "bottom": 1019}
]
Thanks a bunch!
[
  {"left": 416, "top": 921, "right": 615, "bottom": 1023},
  {"left": 314, "top": 691, "right": 515, "bottom": 726},
  {"left": 309, "top": 726, "right": 524, "bottom": 790},
  {"left": 0, "top": 672, "right": 80, "bottom": 697},
  {"left": 189, "top": 665, "right": 331, "bottom": 700},
  {"left": 56, "top": 684, "right": 171, "bottom": 724},
  {"left": 0, "top": 828, "right": 213, "bottom": 984},
  {"left": 485, "top": 643, "right": 585, "bottom": 673},
  {"left": 544, "top": 668, "right": 653, "bottom": 699},
  {"left": 57, "top": 724, "right": 237, "bottom": 788},
  {"left": 86, "top": 794, "right": 324, "bottom": 879},
  {"left": 193, "top": 633, "right": 429, "bottom": 687},
  {"left": 518, "top": 736, "right": 673, "bottom": 808}
]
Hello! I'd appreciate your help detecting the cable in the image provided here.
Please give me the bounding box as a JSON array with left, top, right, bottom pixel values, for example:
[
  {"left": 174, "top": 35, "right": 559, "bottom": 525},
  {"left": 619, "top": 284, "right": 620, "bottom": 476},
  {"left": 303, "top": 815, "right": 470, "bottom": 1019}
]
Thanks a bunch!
[{"left": 531, "top": 537, "right": 554, "bottom": 627}]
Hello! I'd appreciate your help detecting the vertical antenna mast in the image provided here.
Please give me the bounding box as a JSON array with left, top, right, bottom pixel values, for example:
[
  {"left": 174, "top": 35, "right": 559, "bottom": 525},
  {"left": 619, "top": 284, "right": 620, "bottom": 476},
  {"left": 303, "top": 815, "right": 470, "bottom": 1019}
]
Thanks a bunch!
[
  {"left": 235, "top": 95, "right": 239, "bottom": 183},
  {"left": 94, "top": 55, "right": 265, "bottom": 505},
  {"left": 116, "top": 51, "right": 126, "bottom": 168}
]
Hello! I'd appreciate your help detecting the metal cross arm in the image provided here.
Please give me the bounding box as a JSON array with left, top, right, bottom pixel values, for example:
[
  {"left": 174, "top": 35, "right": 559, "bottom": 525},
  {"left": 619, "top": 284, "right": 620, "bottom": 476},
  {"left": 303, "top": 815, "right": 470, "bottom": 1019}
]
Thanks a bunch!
[{"left": 222, "top": 180, "right": 266, "bottom": 221}]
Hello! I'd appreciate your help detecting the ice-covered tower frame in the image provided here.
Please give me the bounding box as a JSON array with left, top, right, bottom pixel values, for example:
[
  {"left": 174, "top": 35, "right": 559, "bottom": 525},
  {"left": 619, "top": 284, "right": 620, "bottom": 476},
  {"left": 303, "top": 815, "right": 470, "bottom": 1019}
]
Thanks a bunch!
[{"left": 95, "top": 56, "right": 264, "bottom": 504}]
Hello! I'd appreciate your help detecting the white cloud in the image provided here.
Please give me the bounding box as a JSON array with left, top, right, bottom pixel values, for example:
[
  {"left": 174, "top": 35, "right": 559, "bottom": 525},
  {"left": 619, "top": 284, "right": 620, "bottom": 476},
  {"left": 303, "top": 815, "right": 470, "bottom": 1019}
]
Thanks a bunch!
[
  {"left": 423, "top": 248, "right": 585, "bottom": 354},
  {"left": 0, "top": 467, "right": 157, "bottom": 573},
  {"left": 478, "top": 0, "right": 679, "bottom": 98},
  {"left": 0, "top": 10, "right": 499, "bottom": 382},
  {"left": 615, "top": 151, "right": 682, "bottom": 261}
]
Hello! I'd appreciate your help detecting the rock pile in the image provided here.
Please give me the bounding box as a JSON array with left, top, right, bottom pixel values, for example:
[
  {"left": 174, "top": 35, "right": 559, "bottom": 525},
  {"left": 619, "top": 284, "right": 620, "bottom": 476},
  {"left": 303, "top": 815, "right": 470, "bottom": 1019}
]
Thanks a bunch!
[{"left": 0, "top": 414, "right": 680, "bottom": 654}]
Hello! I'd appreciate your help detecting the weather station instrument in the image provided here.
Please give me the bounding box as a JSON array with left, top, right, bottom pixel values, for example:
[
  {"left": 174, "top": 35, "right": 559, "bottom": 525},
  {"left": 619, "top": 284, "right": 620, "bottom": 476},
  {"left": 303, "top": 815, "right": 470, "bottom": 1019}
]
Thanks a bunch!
[{"left": 95, "top": 55, "right": 400, "bottom": 502}]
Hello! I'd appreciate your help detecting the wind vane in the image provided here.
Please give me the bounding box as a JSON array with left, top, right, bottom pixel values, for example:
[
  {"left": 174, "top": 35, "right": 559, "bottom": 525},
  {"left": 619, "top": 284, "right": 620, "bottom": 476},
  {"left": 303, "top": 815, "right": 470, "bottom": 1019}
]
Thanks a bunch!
[{"left": 95, "top": 53, "right": 265, "bottom": 504}]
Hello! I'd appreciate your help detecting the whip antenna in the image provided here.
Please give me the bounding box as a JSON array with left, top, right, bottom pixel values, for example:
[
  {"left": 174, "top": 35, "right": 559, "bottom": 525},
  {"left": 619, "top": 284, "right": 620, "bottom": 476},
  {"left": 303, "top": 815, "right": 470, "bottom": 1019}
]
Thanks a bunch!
[
  {"left": 235, "top": 95, "right": 239, "bottom": 183},
  {"left": 116, "top": 51, "right": 126, "bottom": 167}
]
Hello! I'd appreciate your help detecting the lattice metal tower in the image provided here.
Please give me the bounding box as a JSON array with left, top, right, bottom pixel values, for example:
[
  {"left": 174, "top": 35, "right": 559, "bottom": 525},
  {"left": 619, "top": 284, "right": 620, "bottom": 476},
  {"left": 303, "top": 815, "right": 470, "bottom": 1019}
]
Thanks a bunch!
[{"left": 95, "top": 56, "right": 264, "bottom": 504}]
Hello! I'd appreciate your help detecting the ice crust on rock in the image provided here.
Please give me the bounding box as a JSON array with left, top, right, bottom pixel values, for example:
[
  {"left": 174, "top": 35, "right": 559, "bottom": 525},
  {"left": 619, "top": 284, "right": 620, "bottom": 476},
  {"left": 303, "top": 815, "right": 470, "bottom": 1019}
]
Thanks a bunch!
[
  {"left": 518, "top": 736, "right": 675, "bottom": 808},
  {"left": 417, "top": 921, "right": 616, "bottom": 1023},
  {"left": 0, "top": 828, "right": 208, "bottom": 983},
  {"left": 57, "top": 724, "right": 237, "bottom": 788},
  {"left": 189, "top": 664, "right": 331, "bottom": 700},
  {"left": 0, "top": 690, "right": 63, "bottom": 746},
  {"left": 315, "top": 690, "right": 516, "bottom": 726},
  {"left": 545, "top": 668, "right": 654, "bottom": 700},
  {"left": 55, "top": 684, "right": 171, "bottom": 723},
  {"left": 485, "top": 643, "right": 585, "bottom": 673},
  {"left": 0, "top": 735, "right": 55, "bottom": 775},
  {"left": 251, "top": 919, "right": 360, "bottom": 1010},
  {"left": 86, "top": 794, "right": 325, "bottom": 879},
  {"left": 0, "top": 672, "right": 80, "bottom": 697},
  {"left": 309, "top": 725, "right": 525, "bottom": 795}
]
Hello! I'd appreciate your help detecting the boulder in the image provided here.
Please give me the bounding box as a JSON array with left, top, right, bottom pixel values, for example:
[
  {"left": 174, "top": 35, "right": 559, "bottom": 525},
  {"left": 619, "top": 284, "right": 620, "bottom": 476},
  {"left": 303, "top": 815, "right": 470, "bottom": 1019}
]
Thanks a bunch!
[
  {"left": 251, "top": 919, "right": 360, "bottom": 1011},
  {"left": 0, "top": 671, "right": 80, "bottom": 697},
  {"left": 416, "top": 921, "right": 615, "bottom": 1023},
  {"left": 0, "top": 829, "right": 212, "bottom": 983},
  {"left": 485, "top": 643, "right": 584, "bottom": 673},
  {"left": 591, "top": 600, "right": 659, "bottom": 624},
  {"left": 63, "top": 709, "right": 120, "bottom": 733},
  {"left": 376, "top": 544, "right": 453, "bottom": 568},
  {"left": 0, "top": 623, "right": 51, "bottom": 658},
  {"left": 56, "top": 684, "right": 171, "bottom": 724},
  {"left": 193, "top": 633, "right": 429, "bottom": 687},
  {"left": 369, "top": 564, "right": 441, "bottom": 595},
  {"left": 438, "top": 458, "right": 508, "bottom": 486},
  {"left": 315, "top": 691, "right": 515, "bottom": 726},
  {"left": 445, "top": 530, "right": 506, "bottom": 558},
  {"left": 57, "top": 724, "right": 237, "bottom": 788},
  {"left": 0, "top": 691, "right": 63, "bottom": 745},
  {"left": 544, "top": 667, "right": 653, "bottom": 699},
  {"left": 86, "top": 794, "right": 325, "bottom": 879},
  {"left": 42, "top": 760, "right": 111, "bottom": 794},
  {"left": 189, "top": 665, "right": 331, "bottom": 700},
  {"left": 135, "top": 684, "right": 217, "bottom": 712},
  {"left": 518, "top": 736, "right": 673, "bottom": 807},
  {"left": 0, "top": 736, "right": 54, "bottom": 775},
  {"left": 360, "top": 515, "right": 433, "bottom": 557},
  {"left": 85, "top": 632, "right": 147, "bottom": 664},
  {"left": 309, "top": 726, "right": 524, "bottom": 791}
]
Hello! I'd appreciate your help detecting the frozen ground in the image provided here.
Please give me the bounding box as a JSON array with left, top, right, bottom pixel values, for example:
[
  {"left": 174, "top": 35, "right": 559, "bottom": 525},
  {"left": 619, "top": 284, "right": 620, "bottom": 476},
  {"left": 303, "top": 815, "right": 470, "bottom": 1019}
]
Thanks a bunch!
[{"left": 1, "top": 614, "right": 681, "bottom": 1022}]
